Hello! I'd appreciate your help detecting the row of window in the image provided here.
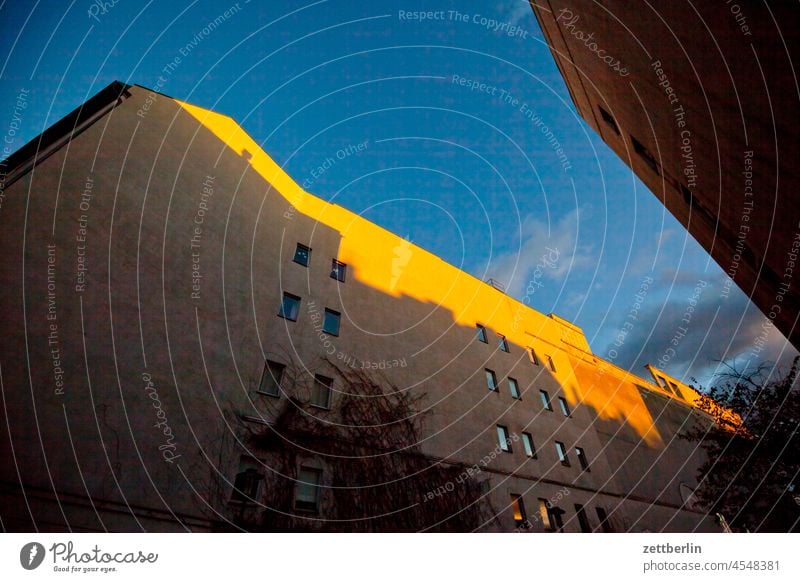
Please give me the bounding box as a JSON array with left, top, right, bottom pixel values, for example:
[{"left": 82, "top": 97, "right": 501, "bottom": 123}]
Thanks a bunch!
[
  {"left": 486, "top": 370, "right": 572, "bottom": 413},
  {"left": 258, "top": 361, "right": 333, "bottom": 409},
  {"left": 496, "top": 424, "right": 590, "bottom": 471},
  {"left": 476, "top": 324, "right": 557, "bottom": 372},
  {"left": 510, "top": 495, "right": 613, "bottom": 532},
  {"left": 232, "top": 462, "right": 323, "bottom": 513},
  {"left": 234, "top": 459, "right": 611, "bottom": 530},
  {"left": 294, "top": 243, "right": 347, "bottom": 282},
  {"left": 279, "top": 292, "right": 341, "bottom": 336}
]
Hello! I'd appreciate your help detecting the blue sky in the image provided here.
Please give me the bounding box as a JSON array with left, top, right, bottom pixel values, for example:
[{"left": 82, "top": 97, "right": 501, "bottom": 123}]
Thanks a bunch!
[{"left": 1, "top": 0, "right": 795, "bottom": 386}]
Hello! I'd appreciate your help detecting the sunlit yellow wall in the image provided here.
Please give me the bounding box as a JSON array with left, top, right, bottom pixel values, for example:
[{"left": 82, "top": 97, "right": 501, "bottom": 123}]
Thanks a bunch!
[{"left": 176, "top": 98, "right": 724, "bottom": 445}]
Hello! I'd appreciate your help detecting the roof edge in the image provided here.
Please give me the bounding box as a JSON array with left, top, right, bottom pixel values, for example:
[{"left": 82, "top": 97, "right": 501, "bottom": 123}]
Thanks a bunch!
[{"left": 0, "top": 81, "right": 132, "bottom": 189}]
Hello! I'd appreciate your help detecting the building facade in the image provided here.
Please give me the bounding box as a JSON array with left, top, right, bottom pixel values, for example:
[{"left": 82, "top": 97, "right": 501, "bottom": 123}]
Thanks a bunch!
[
  {"left": 531, "top": 0, "right": 800, "bottom": 352},
  {"left": 0, "top": 83, "right": 723, "bottom": 532}
]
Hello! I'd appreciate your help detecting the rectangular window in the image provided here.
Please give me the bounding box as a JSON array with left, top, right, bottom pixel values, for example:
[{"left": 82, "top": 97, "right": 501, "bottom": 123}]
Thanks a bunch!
[
  {"left": 538, "top": 498, "right": 552, "bottom": 531},
  {"left": 323, "top": 308, "right": 341, "bottom": 336},
  {"left": 498, "top": 334, "right": 509, "bottom": 352},
  {"left": 510, "top": 494, "right": 527, "bottom": 527},
  {"left": 596, "top": 507, "right": 613, "bottom": 532},
  {"left": 558, "top": 396, "right": 571, "bottom": 417},
  {"left": 631, "top": 135, "right": 660, "bottom": 175},
  {"left": 508, "top": 377, "right": 520, "bottom": 399},
  {"left": 294, "top": 466, "right": 322, "bottom": 512},
  {"left": 311, "top": 374, "right": 333, "bottom": 409},
  {"left": 576, "top": 446, "right": 590, "bottom": 471},
  {"left": 575, "top": 504, "right": 592, "bottom": 532},
  {"left": 231, "top": 459, "right": 263, "bottom": 502},
  {"left": 330, "top": 259, "right": 346, "bottom": 282},
  {"left": 476, "top": 324, "right": 488, "bottom": 343},
  {"left": 278, "top": 292, "right": 301, "bottom": 321},
  {"left": 546, "top": 355, "right": 557, "bottom": 372},
  {"left": 598, "top": 105, "right": 620, "bottom": 135},
  {"left": 555, "top": 441, "right": 570, "bottom": 466},
  {"left": 258, "top": 360, "right": 284, "bottom": 397},
  {"left": 293, "top": 243, "right": 311, "bottom": 267},
  {"left": 550, "top": 506, "right": 564, "bottom": 532},
  {"left": 539, "top": 390, "right": 552, "bottom": 411},
  {"left": 485, "top": 369, "right": 498, "bottom": 391},
  {"left": 522, "top": 432, "right": 536, "bottom": 458},
  {"left": 529, "top": 348, "right": 540, "bottom": 365},
  {"left": 496, "top": 425, "right": 512, "bottom": 452}
]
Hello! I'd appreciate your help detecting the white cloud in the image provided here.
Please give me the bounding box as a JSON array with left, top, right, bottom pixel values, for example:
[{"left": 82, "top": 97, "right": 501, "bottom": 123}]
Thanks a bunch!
[{"left": 482, "top": 206, "right": 594, "bottom": 297}]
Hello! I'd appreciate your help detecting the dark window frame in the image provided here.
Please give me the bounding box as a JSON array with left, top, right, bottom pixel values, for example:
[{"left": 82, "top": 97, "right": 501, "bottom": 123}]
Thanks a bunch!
[
  {"left": 496, "top": 424, "right": 512, "bottom": 453},
  {"left": 485, "top": 368, "right": 498, "bottom": 391},
  {"left": 596, "top": 507, "right": 613, "bottom": 532},
  {"left": 498, "top": 334, "right": 510, "bottom": 352},
  {"left": 539, "top": 390, "right": 553, "bottom": 411},
  {"left": 511, "top": 494, "right": 528, "bottom": 527},
  {"left": 555, "top": 441, "right": 570, "bottom": 467},
  {"left": 576, "top": 446, "right": 590, "bottom": 472},
  {"left": 257, "top": 360, "right": 285, "bottom": 397},
  {"left": 476, "top": 324, "right": 488, "bottom": 343},
  {"left": 529, "top": 348, "right": 540, "bottom": 365},
  {"left": 521, "top": 432, "right": 537, "bottom": 458},
  {"left": 294, "top": 466, "right": 323, "bottom": 513},
  {"left": 631, "top": 135, "right": 660, "bottom": 175},
  {"left": 231, "top": 466, "right": 263, "bottom": 503},
  {"left": 293, "top": 243, "right": 311, "bottom": 267},
  {"left": 330, "top": 259, "right": 346, "bottom": 282},
  {"left": 278, "top": 292, "right": 301, "bottom": 321},
  {"left": 323, "top": 308, "right": 341, "bottom": 337},
  {"left": 508, "top": 377, "right": 520, "bottom": 399},
  {"left": 311, "top": 374, "right": 333, "bottom": 409},
  {"left": 598, "top": 105, "right": 620, "bottom": 135},
  {"left": 558, "top": 396, "right": 571, "bottom": 417},
  {"left": 575, "top": 503, "right": 592, "bottom": 532}
]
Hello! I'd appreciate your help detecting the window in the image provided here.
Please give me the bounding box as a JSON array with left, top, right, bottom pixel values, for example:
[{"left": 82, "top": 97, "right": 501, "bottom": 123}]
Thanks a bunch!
[
  {"left": 539, "top": 390, "right": 552, "bottom": 411},
  {"left": 575, "top": 447, "right": 590, "bottom": 471},
  {"left": 278, "top": 292, "right": 301, "bottom": 321},
  {"left": 631, "top": 135, "right": 660, "bottom": 175},
  {"left": 323, "top": 308, "right": 341, "bottom": 336},
  {"left": 498, "top": 334, "right": 509, "bottom": 352},
  {"left": 294, "top": 466, "right": 322, "bottom": 512},
  {"left": 508, "top": 377, "right": 520, "bottom": 399},
  {"left": 598, "top": 105, "right": 620, "bottom": 135},
  {"left": 496, "top": 425, "right": 512, "bottom": 452},
  {"left": 546, "top": 355, "right": 557, "bottom": 372},
  {"left": 596, "top": 507, "right": 613, "bottom": 532},
  {"left": 550, "top": 505, "right": 565, "bottom": 532},
  {"left": 476, "top": 324, "right": 488, "bottom": 343},
  {"left": 575, "top": 503, "right": 592, "bottom": 532},
  {"left": 311, "top": 374, "right": 333, "bottom": 409},
  {"left": 538, "top": 498, "right": 557, "bottom": 531},
  {"left": 293, "top": 243, "right": 311, "bottom": 266},
  {"left": 555, "top": 441, "right": 570, "bottom": 466},
  {"left": 231, "top": 460, "right": 263, "bottom": 502},
  {"left": 558, "top": 396, "right": 571, "bottom": 417},
  {"left": 576, "top": 446, "right": 590, "bottom": 471},
  {"left": 330, "top": 259, "right": 346, "bottom": 282},
  {"left": 510, "top": 494, "right": 527, "bottom": 527},
  {"left": 522, "top": 432, "right": 536, "bottom": 458},
  {"left": 258, "top": 360, "right": 284, "bottom": 397},
  {"left": 529, "top": 348, "right": 540, "bottom": 365},
  {"left": 485, "top": 369, "right": 498, "bottom": 391}
]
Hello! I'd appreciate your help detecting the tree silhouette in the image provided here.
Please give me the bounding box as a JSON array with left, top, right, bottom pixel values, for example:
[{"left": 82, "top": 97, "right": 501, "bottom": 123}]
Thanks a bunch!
[{"left": 684, "top": 356, "right": 800, "bottom": 532}]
